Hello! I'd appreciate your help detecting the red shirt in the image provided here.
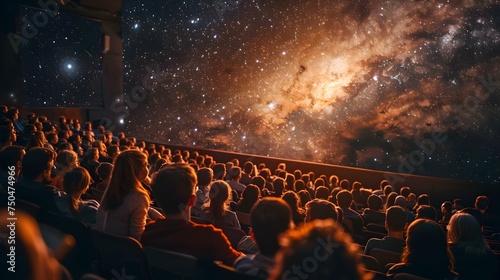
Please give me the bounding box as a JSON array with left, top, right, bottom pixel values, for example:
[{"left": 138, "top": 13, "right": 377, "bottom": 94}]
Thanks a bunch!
[{"left": 141, "top": 218, "right": 243, "bottom": 265}]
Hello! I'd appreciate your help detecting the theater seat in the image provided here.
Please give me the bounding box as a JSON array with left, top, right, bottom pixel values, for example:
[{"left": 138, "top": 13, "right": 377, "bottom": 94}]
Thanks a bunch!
[
  {"left": 369, "top": 248, "right": 401, "bottom": 272},
  {"left": 90, "top": 228, "right": 150, "bottom": 280},
  {"left": 144, "top": 247, "right": 198, "bottom": 280}
]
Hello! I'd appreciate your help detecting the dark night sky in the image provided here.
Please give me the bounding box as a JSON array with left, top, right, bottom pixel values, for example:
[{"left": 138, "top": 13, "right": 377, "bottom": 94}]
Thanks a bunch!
[
  {"left": 20, "top": 6, "right": 103, "bottom": 108},
  {"left": 120, "top": 0, "right": 500, "bottom": 184}
]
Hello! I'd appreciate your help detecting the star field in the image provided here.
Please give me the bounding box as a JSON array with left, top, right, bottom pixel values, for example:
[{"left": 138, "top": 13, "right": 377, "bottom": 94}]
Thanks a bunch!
[
  {"left": 122, "top": 0, "right": 500, "bottom": 184},
  {"left": 20, "top": 7, "right": 103, "bottom": 108}
]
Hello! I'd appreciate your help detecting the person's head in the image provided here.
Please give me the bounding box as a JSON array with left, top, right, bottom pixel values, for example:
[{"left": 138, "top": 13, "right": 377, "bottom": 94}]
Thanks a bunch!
[
  {"left": 22, "top": 147, "right": 56, "bottom": 183},
  {"left": 339, "top": 179, "right": 350, "bottom": 190},
  {"left": 0, "top": 145, "right": 25, "bottom": 176},
  {"left": 196, "top": 167, "right": 213, "bottom": 187},
  {"left": 204, "top": 180, "right": 232, "bottom": 219},
  {"left": 402, "top": 219, "right": 454, "bottom": 272},
  {"left": 26, "top": 131, "right": 47, "bottom": 151},
  {"left": 55, "top": 150, "right": 79, "bottom": 172},
  {"left": 45, "top": 132, "right": 58, "bottom": 145},
  {"left": 394, "top": 195, "right": 407, "bottom": 208},
  {"left": 297, "top": 189, "right": 312, "bottom": 207},
  {"left": 386, "top": 206, "right": 407, "bottom": 233},
  {"left": 474, "top": 196, "right": 489, "bottom": 212},
  {"left": 447, "top": 213, "right": 489, "bottom": 254},
  {"left": 417, "top": 194, "right": 430, "bottom": 206},
  {"left": 294, "top": 179, "right": 306, "bottom": 192},
  {"left": 416, "top": 205, "right": 437, "bottom": 221},
  {"left": 151, "top": 163, "right": 197, "bottom": 217},
  {"left": 336, "top": 190, "right": 353, "bottom": 209},
  {"left": 229, "top": 166, "right": 242, "bottom": 181},
  {"left": 101, "top": 150, "right": 149, "bottom": 211},
  {"left": 97, "top": 162, "right": 113, "bottom": 181},
  {"left": 239, "top": 184, "right": 260, "bottom": 205},
  {"left": 400, "top": 186, "right": 411, "bottom": 198},
  {"left": 383, "top": 185, "right": 393, "bottom": 196},
  {"left": 314, "top": 178, "right": 325, "bottom": 188},
  {"left": 453, "top": 198, "right": 464, "bottom": 210},
  {"left": 281, "top": 191, "right": 301, "bottom": 213},
  {"left": 212, "top": 163, "right": 226, "bottom": 180},
  {"left": 63, "top": 167, "right": 91, "bottom": 214},
  {"left": 408, "top": 193, "right": 417, "bottom": 204},
  {"left": 273, "top": 177, "right": 285, "bottom": 195},
  {"left": 441, "top": 201, "right": 453, "bottom": 215},
  {"left": 315, "top": 186, "right": 330, "bottom": 200},
  {"left": 305, "top": 199, "right": 338, "bottom": 222},
  {"left": 379, "top": 179, "right": 389, "bottom": 190},
  {"left": 269, "top": 219, "right": 369, "bottom": 280},
  {"left": 107, "top": 145, "right": 120, "bottom": 159},
  {"left": 250, "top": 197, "right": 293, "bottom": 256},
  {"left": 243, "top": 161, "right": 253, "bottom": 174},
  {"left": 293, "top": 169, "right": 302, "bottom": 180},
  {"left": 329, "top": 175, "right": 339, "bottom": 188},
  {"left": 251, "top": 175, "right": 266, "bottom": 190},
  {"left": 367, "top": 194, "right": 383, "bottom": 211},
  {"left": 385, "top": 192, "right": 398, "bottom": 209}
]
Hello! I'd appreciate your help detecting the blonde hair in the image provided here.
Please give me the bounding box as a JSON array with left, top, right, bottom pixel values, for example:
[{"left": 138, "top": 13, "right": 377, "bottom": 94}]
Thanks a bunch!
[
  {"left": 447, "top": 213, "right": 490, "bottom": 255},
  {"left": 101, "top": 150, "right": 149, "bottom": 210}
]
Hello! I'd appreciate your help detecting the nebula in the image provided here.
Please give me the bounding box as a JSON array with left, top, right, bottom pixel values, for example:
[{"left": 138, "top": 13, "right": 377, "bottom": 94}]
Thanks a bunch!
[{"left": 123, "top": 0, "right": 500, "bottom": 183}]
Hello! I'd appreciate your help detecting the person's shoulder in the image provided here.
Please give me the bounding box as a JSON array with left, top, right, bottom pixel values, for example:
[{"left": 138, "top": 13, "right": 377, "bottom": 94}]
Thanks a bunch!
[{"left": 386, "top": 263, "right": 407, "bottom": 275}]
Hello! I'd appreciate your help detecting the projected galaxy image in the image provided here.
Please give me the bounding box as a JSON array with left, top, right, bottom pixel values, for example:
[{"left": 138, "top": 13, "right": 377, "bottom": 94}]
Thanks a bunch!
[
  {"left": 20, "top": 7, "right": 103, "bottom": 107},
  {"left": 122, "top": 0, "right": 500, "bottom": 184}
]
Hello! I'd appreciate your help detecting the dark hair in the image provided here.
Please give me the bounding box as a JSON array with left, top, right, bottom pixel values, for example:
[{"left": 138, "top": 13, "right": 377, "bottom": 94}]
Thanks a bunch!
[
  {"left": 250, "top": 197, "right": 292, "bottom": 256},
  {"left": 383, "top": 185, "right": 393, "bottom": 196},
  {"left": 281, "top": 191, "right": 305, "bottom": 226},
  {"left": 315, "top": 186, "right": 330, "bottom": 200},
  {"left": 367, "top": 194, "right": 383, "bottom": 211},
  {"left": 63, "top": 167, "right": 91, "bottom": 216},
  {"left": 151, "top": 163, "right": 197, "bottom": 215},
  {"left": 297, "top": 189, "right": 311, "bottom": 207},
  {"left": 305, "top": 199, "right": 338, "bottom": 222},
  {"left": 212, "top": 163, "right": 226, "bottom": 180},
  {"left": 96, "top": 162, "right": 113, "bottom": 180},
  {"left": 0, "top": 145, "right": 24, "bottom": 170},
  {"left": 273, "top": 177, "right": 285, "bottom": 196},
  {"left": 400, "top": 186, "right": 411, "bottom": 198},
  {"left": 196, "top": 167, "right": 213, "bottom": 186},
  {"left": 401, "top": 219, "right": 454, "bottom": 273},
  {"left": 475, "top": 196, "right": 489, "bottom": 210},
  {"left": 416, "top": 205, "right": 437, "bottom": 221},
  {"left": 386, "top": 206, "right": 407, "bottom": 232},
  {"left": 294, "top": 179, "right": 306, "bottom": 192},
  {"left": 243, "top": 161, "right": 253, "bottom": 174},
  {"left": 251, "top": 175, "right": 266, "bottom": 190},
  {"left": 229, "top": 166, "right": 241, "bottom": 180},
  {"left": 336, "top": 190, "right": 353, "bottom": 209},
  {"left": 237, "top": 184, "right": 261, "bottom": 213},
  {"left": 22, "top": 147, "right": 56, "bottom": 180},
  {"left": 203, "top": 180, "right": 231, "bottom": 220},
  {"left": 385, "top": 192, "right": 398, "bottom": 210}
]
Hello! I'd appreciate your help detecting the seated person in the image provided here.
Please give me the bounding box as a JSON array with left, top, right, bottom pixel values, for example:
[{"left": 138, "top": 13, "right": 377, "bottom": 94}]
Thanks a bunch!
[
  {"left": 337, "top": 190, "right": 363, "bottom": 235},
  {"left": 141, "top": 163, "right": 242, "bottom": 266},
  {"left": 447, "top": 213, "right": 498, "bottom": 279},
  {"left": 387, "top": 219, "right": 458, "bottom": 279},
  {"left": 16, "top": 147, "right": 63, "bottom": 212},
  {"left": 268, "top": 219, "right": 369, "bottom": 280},
  {"left": 395, "top": 195, "right": 415, "bottom": 224},
  {"left": 475, "top": 195, "right": 500, "bottom": 232},
  {"left": 227, "top": 166, "right": 246, "bottom": 195},
  {"left": 95, "top": 162, "right": 113, "bottom": 191},
  {"left": 200, "top": 180, "right": 240, "bottom": 228},
  {"left": 234, "top": 198, "right": 293, "bottom": 278},
  {"left": 304, "top": 199, "right": 338, "bottom": 222},
  {"left": 236, "top": 184, "right": 261, "bottom": 214},
  {"left": 0, "top": 145, "right": 25, "bottom": 193},
  {"left": 362, "top": 194, "right": 386, "bottom": 225},
  {"left": 191, "top": 167, "right": 213, "bottom": 217},
  {"left": 416, "top": 205, "right": 437, "bottom": 221},
  {"left": 55, "top": 167, "right": 99, "bottom": 226},
  {"left": 364, "top": 206, "right": 406, "bottom": 255}
]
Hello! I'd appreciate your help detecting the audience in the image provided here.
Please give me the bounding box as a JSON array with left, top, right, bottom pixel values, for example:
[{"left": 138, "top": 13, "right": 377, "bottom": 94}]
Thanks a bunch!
[
  {"left": 95, "top": 162, "right": 113, "bottom": 191},
  {"left": 234, "top": 198, "right": 293, "bottom": 278},
  {"left": 387, "top": 219, "right": 458, "bottom": 279},
  {"left": 337, "top": 190, "right": 363, "bottom": 234},
  {"left": 200, "top": 180, "right": 241, "bottom": 228},
  {"left": 96, "top": 150, "right": 162, "bottom": 240},
  {"left": 141, "top": 163, "right": 243, "bottom": 266},
  {"left": 227, "top": 166, "right": 246, "bottom": 195},
  {"left": 0, "top": 145, "right": 25, "bottom": 193},
  {"left": 362, "top": 194, "right": 385, "bottom": 225}
]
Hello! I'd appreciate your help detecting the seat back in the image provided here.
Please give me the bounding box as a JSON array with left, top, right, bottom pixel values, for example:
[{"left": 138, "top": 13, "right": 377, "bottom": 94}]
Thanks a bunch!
[
  {"left": 218, "top": 226, "right": 246, "bottom": 249},
  {"left": 367, "top": 223, "right": 388, "bottom": 234},
  {"left": 191, "top": 216, "right": 207, "bottom": 224},
  {"left": 370, "top": 248, "right": 401, "bottom": 272},
  {"left": 360, "top": 254, "right": 380, "bottom": 272},
  {"left": 38, "top": 210, "right": 95, "bottom": 279},
  {"left": 143, "top": 247, "right": 198, "bottom": 280},
  {"left": 235, "top": 211, "right": 251, "bottom": 226},
  {"left": 90, "top": 228, "right": 150, "bottom": 280},
  {"left": 17, "top": 199, "right": 41, "bottom": 218}
]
